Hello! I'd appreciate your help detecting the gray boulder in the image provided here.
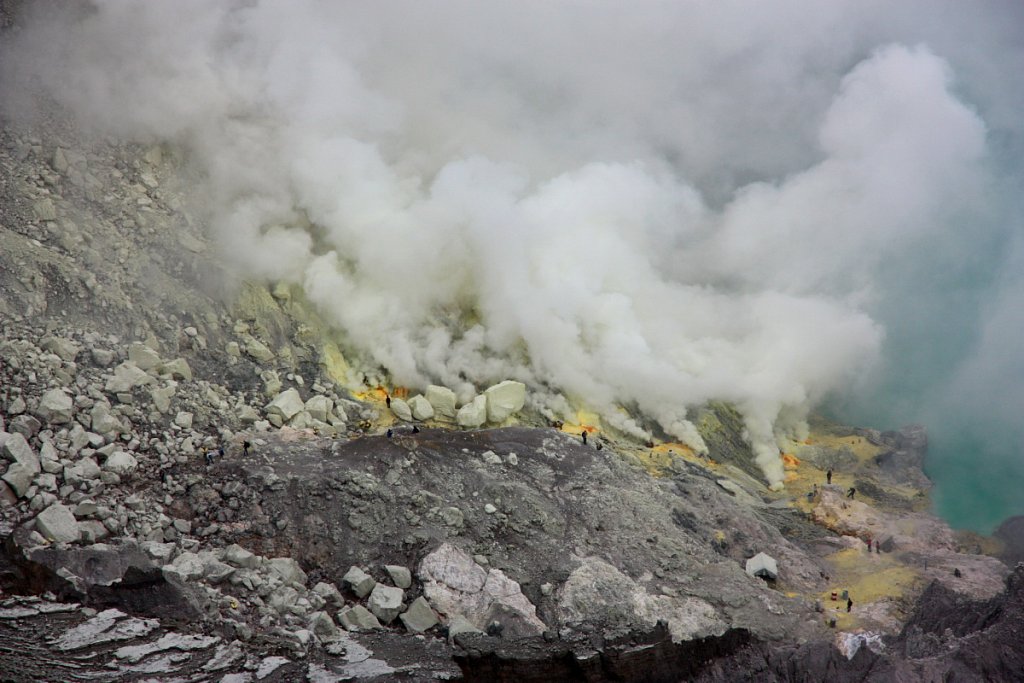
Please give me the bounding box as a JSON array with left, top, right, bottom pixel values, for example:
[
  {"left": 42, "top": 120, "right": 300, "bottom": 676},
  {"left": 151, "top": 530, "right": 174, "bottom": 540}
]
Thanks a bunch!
[
  {"left": 2, "top": 432, "right": 39, "bottom": 470},
  {"left": 385, "top": 564, "right": 413, "bottom": 589},
  {"left": 105, "top": 362, "right": 154, "bottom": 393},
  {"left": 160, "top": 358, "right": 192, "bottom": 381},
  {"left": 3, "top": 463, "right": 37, "bottom": 497},
  {"left": 304, "top": 395, "right": 333, "bottom": 423},
  {"left": 103, "top": 451, "right": 137, "bottom": 476},
  {"left": 36, "top": 389, "right": 74, "bottom": 424},
  {"left": 127, "top": 343, "right": 161, "bottom": 371},
  {"left": 265, "top": 557, "right": 307, "bottom": 585},
  {"left": 368, "top": 584, "right": 404, "bottom": 624},
  {"left": 35, "top": 503, "right": 81, "bottom": 543},
  {"left": 40, "top": 336, "right": 80, "bottom": 362},
  {"left": 343, "top": 566, "right": 376, "bottom": 598},
  {"left": 223, "top": 544, "right": 259, "bottom": 569},
  {"left": 400, "top": 596, "right": 438, "bottom": 633},
  {"left": 312, "top": 582, "right": 344, "bottom": 608},
  {"left": 337, "top": 605, "right": 382, "bottom": 631},
  {"left": 266, "top": 389, "right": 304, "bottom": 422}
]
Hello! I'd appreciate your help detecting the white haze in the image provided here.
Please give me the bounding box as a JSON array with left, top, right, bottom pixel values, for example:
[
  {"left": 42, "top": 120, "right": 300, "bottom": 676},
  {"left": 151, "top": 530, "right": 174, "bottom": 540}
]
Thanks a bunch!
[{"left": 2, "top": 0, "right": 1021, "bottom": 491}]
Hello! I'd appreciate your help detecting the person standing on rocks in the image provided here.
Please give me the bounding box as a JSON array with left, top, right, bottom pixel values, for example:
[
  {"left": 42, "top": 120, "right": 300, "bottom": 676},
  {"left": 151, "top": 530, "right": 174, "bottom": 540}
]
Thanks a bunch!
[
  {"left": 847, "top": 487, "right": 856, "bottom": 499},
  {"left": 582, "top": 430, "right": 588, "bottom": 445},
  {"left": 243, "top": 440, "right": 251, "bottom": 456},
  {"left": 847, "top": 597, "right": 853, "bottom": 612},
  {"left": 827, "top": 469, "right": 833, "bottom": 485}
]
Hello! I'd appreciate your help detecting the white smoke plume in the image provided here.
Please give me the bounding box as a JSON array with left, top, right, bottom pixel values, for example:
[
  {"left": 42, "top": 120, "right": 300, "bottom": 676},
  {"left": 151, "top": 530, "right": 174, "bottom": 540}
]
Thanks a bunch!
[{"left": 2, "top": 1, "right": 1021, "bottom": 493}]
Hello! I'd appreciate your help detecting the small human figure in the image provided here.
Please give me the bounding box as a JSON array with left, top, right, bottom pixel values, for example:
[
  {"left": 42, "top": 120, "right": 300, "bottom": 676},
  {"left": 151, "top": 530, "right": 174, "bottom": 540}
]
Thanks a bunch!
[
  {"left": 204, "top": 448, "right": 214, "bottom": 466},
  {"left": 582, "top": 430, "right": 588, "bottom": 445},
  {"left": 847, "top": 487, "right": 856, "bottom": 499},
  {"left": 386, "top": 428, "right": 393, "bottom": 438},
  {"left": 385, "top": 395, "right": 391, "bottom": 408},
  {"left": 847, "top": 597, "right": 853, "bottom": 612},
  {"left": 875, "top": 540, "right": 881, "bottom": 554},
  {"left": 242, "top": 440, "right": 251, "bottom": 456},
  {"left": 826, "top": 469, "right": 833, "bottom": 485},
  {"left": 954, "top": 568, "right": 962, "bottom": 578}
]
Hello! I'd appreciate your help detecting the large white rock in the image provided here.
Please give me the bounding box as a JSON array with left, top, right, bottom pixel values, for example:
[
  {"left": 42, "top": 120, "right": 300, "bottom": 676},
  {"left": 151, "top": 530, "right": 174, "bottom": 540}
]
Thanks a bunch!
[
  {"left": 127, "top": 343, "right": 161, "bottom": 371},
  {"left": 483, "top": 381, "right": 526, "bottom": 423},
  {"left": 390, "top": 398, "right": 412, "bottom": 422},
  {"left": 456, "top": 395, "right": 487, "bottom": 428},
  {"left": 425, "top": 385, "right": 457, "bottom": 418},
  {"left": 103, "top": 451, "right": 138, "bottom": 476},
  {"left": 418, "top": 543, "right": 545, "bottom": 636},
  {"left": 266, "top": 557, "right": 307, "bottom": 585},
  {"left": 36, "top": 389, "right": 74, "bottom": 424},
  {"left": 105, "top": 362, "right": 154, "bottom": 393},
  {"left": 35, "top": 503, "right": 81, "bottom": 543},
  {"left": 265, "top": 389, "right": 304, "bottom": 422},
  {"left": 304, "top": 395, "right": 333, "bottom": 423},
  {"left": 408, "top": 395, "right": 434, "bottom": 421}
]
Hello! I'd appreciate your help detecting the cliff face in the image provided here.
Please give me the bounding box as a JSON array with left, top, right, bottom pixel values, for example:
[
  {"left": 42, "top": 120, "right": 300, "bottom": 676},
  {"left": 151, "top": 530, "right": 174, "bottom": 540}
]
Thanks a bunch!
[{"left": 0, "top": 50, "right": 1021, "bottom": 683}]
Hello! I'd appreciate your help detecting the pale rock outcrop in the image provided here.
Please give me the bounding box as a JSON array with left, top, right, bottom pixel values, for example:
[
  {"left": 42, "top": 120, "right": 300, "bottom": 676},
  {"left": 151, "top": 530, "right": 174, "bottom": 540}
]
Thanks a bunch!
[
  {"left": 408, "top": 395, "right": 434, "bottom": 421},
  {"left": 418, "top": 543, "right": 545, "bottom": 636},
  {"left": 425, "top": 385, "right": 457, "bottom": 418},
  {"left": 36, "top": 389, "right": 73, "bottom": 424},
  {"left": 35, "top": 503, "right": 81, "bottom": 543},
  {"left": 390, "top": 398, "right": 412, "bottom": 422},
  {"left": 456, "top": 395, "right": 487, "bottom": 428},
  {"left": 558, "top": 556, "right": 725, "bottom": 641},
  {"left": 483, "top": 380, "right": 526, "bottom": 423},
  {"left": 266, "top": 389, "right": 304, "bottom": 422}
]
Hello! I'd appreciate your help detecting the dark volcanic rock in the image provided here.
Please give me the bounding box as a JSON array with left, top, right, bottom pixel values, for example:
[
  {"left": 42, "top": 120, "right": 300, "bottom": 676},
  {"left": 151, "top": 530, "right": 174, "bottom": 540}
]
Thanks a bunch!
[
  {"left": 2, "top": 529, "right": 203, "bottom": 621},
  {"left": 454, "top": 622, "right": 754, "bottom": 683}
]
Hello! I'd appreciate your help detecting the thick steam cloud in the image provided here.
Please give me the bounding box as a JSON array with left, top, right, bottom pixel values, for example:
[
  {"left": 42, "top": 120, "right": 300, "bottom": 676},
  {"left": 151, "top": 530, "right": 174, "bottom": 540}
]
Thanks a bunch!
[{"left": 3, "top": 1, "right": 1020, "bottom": 493}]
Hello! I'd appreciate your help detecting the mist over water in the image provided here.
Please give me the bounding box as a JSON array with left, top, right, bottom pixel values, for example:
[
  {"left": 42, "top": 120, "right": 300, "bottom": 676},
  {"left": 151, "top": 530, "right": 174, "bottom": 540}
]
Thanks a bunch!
[{"left": 2, "top": 1, "right": 1022, "bottom": 524}]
